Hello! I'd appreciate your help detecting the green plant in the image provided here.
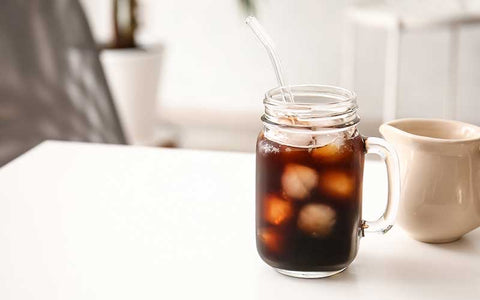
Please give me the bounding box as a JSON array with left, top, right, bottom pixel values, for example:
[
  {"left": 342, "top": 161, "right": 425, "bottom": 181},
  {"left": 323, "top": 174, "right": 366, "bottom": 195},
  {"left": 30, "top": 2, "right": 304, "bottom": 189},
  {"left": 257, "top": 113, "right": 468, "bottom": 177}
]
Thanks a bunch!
[
  {"left": 111, "top": 0, "right": 137, "bottom": 49},
  {"left": 106, "top": 0, "right": 254, "bottom": 49},
  {"left": 240, "top": 0, "right": 256, "bottom": 15}
]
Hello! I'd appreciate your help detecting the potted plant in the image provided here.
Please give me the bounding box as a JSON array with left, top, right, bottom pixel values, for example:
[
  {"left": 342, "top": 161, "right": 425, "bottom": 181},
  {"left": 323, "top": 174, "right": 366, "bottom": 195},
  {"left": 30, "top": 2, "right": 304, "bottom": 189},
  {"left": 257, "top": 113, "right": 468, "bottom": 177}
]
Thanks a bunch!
[{"left": 100, "top": 0, "right": 163, "bottom": 145}]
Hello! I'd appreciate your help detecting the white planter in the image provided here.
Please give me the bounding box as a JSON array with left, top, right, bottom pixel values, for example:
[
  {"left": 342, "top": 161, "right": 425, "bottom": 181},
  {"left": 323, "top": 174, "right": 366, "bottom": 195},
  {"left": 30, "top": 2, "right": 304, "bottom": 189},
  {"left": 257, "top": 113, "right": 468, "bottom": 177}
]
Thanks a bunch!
[{"left": 100, "top": 45, "right": 163, "bottom": 145}]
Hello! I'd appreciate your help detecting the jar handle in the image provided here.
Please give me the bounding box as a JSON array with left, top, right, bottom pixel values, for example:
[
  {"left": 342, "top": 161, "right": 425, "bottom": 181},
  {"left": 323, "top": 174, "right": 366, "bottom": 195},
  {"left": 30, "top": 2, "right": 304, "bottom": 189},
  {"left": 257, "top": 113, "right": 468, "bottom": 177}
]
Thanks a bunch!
[{"left": 362, "top": 137, "right": 401, "bottom": 235}]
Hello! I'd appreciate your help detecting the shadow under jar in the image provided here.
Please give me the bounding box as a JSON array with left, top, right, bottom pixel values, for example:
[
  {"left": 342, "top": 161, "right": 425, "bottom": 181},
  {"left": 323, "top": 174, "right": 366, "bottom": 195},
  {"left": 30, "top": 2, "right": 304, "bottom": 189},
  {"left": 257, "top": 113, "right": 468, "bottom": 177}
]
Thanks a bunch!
[{"left": 256, "top": 85, "right": 400, "bottom": 278}]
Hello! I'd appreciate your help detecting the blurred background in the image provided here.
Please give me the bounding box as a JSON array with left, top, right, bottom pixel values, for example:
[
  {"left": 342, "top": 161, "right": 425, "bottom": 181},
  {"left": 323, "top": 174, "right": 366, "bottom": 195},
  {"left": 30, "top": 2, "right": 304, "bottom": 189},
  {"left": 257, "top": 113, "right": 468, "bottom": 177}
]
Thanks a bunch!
[{"left": 2, "top": 0, "right": 480, "bottom": 165}]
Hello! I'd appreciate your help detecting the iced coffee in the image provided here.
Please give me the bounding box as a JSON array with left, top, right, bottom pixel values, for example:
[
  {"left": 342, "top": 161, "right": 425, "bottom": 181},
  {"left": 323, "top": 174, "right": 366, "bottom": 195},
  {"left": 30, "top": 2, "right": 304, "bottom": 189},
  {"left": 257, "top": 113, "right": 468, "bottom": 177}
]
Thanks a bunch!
[
  {"left": 256, "top": 85, "right": 400, "bottom": 278},
  {"left": 256, "top": 129, "right": 365, "bottom": 273}
]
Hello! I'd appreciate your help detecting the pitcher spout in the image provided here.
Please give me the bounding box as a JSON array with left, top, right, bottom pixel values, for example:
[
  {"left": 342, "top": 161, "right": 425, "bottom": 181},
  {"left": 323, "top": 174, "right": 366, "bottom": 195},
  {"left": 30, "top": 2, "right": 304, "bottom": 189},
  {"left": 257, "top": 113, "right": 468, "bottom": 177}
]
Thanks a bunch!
[
  {"left": 379, "top": 121, "right": 407, "bottom": 146},
  {"left": 378, "top": 119, "right": 419, "bottom": 149}
]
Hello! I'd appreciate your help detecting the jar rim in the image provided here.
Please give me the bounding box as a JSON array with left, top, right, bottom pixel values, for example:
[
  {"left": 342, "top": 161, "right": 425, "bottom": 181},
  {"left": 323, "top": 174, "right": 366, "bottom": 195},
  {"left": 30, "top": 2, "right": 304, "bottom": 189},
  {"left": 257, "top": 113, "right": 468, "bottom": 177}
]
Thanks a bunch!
[
  {"left": 263, "top": 84, "right": 359, "bottom": 129},
  {"left": 265, "top": 84, "right": 357, "bottom": 105}
]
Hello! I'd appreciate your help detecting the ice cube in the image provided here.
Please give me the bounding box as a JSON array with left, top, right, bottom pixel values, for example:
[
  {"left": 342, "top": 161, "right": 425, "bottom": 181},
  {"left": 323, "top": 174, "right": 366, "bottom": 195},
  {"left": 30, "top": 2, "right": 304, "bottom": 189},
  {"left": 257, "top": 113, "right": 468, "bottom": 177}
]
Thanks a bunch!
[
  {"left": 258, "top": 227, "right": 284, "bottom": 253},
  {"left": 281, "top": 164, "right": 318, "bottom": 200},
  {"left": 311, "top": 143, "right": 341, "bottom": 161},
  {"left": 297, "top": 203, "right": 336, "bottom": 237},
  {"left": 264, "top": 194, "right": 293, "bottom": 225},
  {"left": 311, "top": 138, "right": 352, "bottom": 162},
  {"left": 319, "top": 170, "right": 354, "bottom": 199},
  {"left": 265, "top": 125, "right": 316, "bottom": 148},
  {"left": 280, "top": 145, "right": 310, "bottom": 164},
  {"left": 310, "top": 133, "right": 339, "bottom": 148},
  {"left": 281, "top": 133, "right": 316, "bottom": 148}
]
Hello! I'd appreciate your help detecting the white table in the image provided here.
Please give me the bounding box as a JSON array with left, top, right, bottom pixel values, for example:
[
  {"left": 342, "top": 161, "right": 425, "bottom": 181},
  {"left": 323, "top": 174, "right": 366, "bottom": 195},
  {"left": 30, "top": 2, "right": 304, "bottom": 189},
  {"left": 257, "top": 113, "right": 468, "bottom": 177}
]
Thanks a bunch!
[{"left": 0, "top": 141, "right": 478, "bottom": 300}]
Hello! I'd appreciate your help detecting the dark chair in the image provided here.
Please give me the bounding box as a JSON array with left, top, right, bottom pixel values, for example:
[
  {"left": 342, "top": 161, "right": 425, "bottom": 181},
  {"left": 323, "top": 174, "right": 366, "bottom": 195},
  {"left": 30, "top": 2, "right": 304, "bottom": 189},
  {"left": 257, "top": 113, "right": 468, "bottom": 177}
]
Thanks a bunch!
[{"left": 0, "top": 0, "right": 125, "bottom": 166}]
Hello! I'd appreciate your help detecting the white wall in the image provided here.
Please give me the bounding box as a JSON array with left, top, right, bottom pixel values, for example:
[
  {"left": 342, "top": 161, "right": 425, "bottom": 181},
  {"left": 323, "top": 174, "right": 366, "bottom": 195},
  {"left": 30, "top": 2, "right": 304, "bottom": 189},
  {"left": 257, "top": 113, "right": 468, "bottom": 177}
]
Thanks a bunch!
[
  {"left": 135, "top": 0, "right": 355, "bottom": 113},
  {"left": 81, "top": 0, "right": 480, "bottom": 135}
]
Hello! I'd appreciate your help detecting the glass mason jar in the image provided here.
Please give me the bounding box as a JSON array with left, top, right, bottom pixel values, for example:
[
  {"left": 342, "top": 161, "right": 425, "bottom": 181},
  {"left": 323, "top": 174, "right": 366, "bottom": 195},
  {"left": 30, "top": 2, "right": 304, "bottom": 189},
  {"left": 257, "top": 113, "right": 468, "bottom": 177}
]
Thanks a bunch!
[{"left": 256, "top": 85, "right": 400, "bottom": 278}]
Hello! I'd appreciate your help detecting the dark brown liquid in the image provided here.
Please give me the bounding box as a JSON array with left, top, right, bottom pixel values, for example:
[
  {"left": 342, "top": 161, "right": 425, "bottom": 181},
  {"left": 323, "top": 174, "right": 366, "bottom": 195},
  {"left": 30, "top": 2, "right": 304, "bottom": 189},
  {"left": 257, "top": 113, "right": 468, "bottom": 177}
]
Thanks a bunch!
[{"left": 256, "top": 132, "right": 365, "bottom": 272}]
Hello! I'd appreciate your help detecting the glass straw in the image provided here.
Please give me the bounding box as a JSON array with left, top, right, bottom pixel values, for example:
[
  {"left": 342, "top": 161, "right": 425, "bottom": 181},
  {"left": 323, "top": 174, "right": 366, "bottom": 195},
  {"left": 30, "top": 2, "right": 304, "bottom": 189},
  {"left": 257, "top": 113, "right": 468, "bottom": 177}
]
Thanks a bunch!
[{"left": 245, "top": 16, "right": 294, "bottom": 103}]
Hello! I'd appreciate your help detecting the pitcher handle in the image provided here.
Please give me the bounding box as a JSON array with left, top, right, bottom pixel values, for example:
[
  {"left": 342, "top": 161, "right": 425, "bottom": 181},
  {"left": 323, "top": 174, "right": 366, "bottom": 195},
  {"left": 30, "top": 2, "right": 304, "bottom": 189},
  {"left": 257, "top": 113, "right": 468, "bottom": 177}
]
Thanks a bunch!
[{"left": 363, "top": 137, "right": 401, "bottom": 234}]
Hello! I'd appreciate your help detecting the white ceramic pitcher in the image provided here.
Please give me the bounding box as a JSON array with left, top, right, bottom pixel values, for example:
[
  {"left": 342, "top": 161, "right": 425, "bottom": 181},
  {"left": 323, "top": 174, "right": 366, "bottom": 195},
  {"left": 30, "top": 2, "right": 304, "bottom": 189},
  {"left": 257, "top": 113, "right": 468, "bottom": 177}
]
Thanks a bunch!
[{"left": 380, "top": 118, "right": 480, "bottom": 243}]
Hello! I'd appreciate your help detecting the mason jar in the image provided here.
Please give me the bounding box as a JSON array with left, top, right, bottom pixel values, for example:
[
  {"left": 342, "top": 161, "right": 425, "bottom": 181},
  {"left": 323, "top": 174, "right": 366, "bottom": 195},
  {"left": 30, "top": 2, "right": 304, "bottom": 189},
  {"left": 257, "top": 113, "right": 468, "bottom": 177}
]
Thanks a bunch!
[{"left": 256, "top": 85, "right": 400, "bottom": 278}]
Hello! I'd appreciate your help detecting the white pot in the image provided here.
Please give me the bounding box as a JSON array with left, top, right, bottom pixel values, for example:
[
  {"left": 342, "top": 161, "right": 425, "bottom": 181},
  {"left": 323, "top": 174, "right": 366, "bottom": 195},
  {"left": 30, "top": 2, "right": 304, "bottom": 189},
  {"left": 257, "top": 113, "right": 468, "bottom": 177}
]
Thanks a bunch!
[{"left": 100, "top": 45, "right": 163, "bottom": 145}]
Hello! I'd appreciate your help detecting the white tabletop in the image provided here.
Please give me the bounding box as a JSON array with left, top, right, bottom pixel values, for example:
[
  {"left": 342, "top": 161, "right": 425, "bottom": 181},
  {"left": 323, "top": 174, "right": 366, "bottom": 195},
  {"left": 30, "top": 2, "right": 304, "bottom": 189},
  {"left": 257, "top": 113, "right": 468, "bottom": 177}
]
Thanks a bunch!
[{"left": 0, "top": 141, "right": 478, "bottom": 300}]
